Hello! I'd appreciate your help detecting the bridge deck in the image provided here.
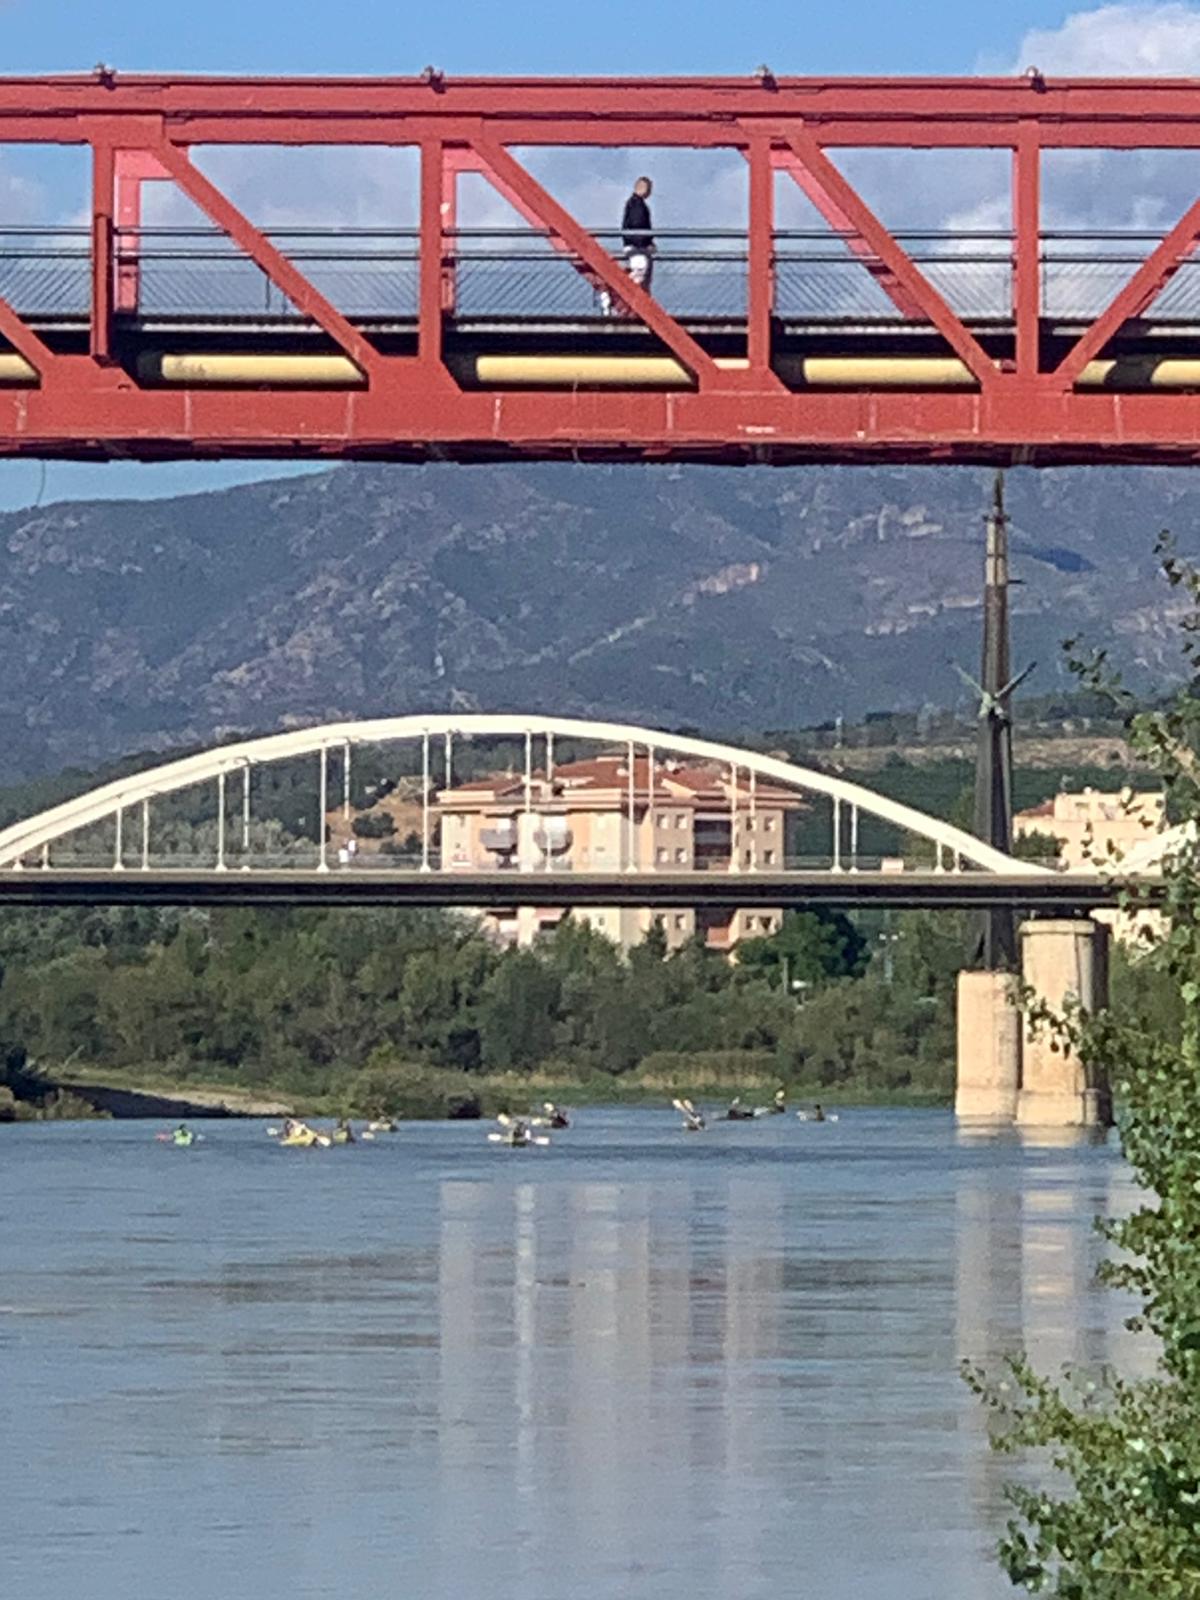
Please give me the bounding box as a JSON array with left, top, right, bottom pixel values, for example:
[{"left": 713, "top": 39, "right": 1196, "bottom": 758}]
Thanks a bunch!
[{"left": 0, "top": 869, "right": 1134, "bottom": 912}]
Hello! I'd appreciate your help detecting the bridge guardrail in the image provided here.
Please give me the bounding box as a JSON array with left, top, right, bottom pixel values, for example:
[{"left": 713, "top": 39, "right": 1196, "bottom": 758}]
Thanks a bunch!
[{"left": 0, "top": 223, "right": 1194, "bottom": 327}]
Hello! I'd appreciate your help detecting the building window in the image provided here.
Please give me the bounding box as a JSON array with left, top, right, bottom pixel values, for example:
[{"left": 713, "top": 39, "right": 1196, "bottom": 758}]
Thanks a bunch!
[
  {"left": 675, "top": 847, "right": 687, "bottom": 864},
  {"left": 744, "top": 849, "right": 753, "bottom": 866},
  {"left": 764, "top": 848, "right": 776, "bottom": 866},
  {"left": 674, "top": 913, "right": 686, "bottom": 930},
  {"left": 676, "top": 813, "right": 688, "bottom": 829},
  {"left": 656, "top": 847, "right": 669, "bottom": 865},
  {"left": 658, "top": 813, "right": 670, "bottom": 828},
  {"left": 763, "top": 816, "right": 776, "bottom": 833}
]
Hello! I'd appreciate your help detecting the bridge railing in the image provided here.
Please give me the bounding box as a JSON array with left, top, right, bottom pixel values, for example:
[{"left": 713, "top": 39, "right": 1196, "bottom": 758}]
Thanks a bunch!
[
  {"left": 0, "top": 223, "right": 1195, "bottom": 329},
  {"left": 19, "top": 845, "right": 972, "bottom": 877}
]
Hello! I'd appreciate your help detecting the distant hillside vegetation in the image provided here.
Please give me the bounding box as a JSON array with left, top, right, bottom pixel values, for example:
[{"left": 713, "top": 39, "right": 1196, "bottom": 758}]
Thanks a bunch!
[{"left": 0, "top": 461, "right": 1192, "bottom": 776}]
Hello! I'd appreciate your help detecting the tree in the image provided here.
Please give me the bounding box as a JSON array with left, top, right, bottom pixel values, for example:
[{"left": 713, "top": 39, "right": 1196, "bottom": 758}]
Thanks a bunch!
[
  {"left": 1014, "top": 827, "right": 1063, "bottom": 862},
  {"left": 737, "top": 909, "right": 868, "bottom": 989},
  {"left": 477, "top": 952, "right": 561, "bottom": 1071},
  {"left": 351, "top": 809, "right": 396, "bottom": 839},
  {"left": 965, "top": 535, "right": 1200, "bottom": 1598}
]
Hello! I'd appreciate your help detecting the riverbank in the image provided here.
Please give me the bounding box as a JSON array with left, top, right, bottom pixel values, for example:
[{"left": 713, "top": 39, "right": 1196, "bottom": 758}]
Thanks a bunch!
[
  {"left": 60, "top": 1076, "right": 296, "bottom": 1120},
  {"left": 31, "top": 1061, "right": 950, "bottom": 1120}
]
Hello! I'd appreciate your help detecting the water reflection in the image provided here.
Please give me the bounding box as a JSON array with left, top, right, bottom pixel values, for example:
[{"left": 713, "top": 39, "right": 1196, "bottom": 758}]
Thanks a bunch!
[{"left": 0, "top": 1112, "right": 1144, "bottom": 1600}]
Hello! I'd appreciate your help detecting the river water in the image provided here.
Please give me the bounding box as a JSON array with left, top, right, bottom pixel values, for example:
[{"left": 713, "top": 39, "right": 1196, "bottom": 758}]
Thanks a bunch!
[{"left": 0, "top": 1108, "right": 1141, "bottom": 1600}]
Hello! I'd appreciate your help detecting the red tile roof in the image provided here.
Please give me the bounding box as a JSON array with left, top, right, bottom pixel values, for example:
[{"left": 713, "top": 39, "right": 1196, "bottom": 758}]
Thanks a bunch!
[{"left": 439, "top": 752, "right": 802, "bottom": 809}]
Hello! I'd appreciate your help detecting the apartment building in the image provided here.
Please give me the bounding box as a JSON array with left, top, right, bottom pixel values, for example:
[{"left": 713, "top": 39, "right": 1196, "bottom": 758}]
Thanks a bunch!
[
  {"left": 1015, "top": 785, "right": 1167, "bottom": 946},
  {"left": 1014, "top": 786, "right": 1166, "bottom": 870},
  {"left": 436, "top": 753, "right": 803, "bottom": 951}
]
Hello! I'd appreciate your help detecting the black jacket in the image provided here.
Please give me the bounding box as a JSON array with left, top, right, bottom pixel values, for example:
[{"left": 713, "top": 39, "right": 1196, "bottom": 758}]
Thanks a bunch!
[{"left": 622, "top": 194, "right": 654, "bottom": 251}]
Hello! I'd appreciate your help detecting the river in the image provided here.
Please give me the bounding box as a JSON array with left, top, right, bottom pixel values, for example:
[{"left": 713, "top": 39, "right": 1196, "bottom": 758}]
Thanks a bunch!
[{"left": 0, "top": 1108, "right": 1140, "bottom": 1600}]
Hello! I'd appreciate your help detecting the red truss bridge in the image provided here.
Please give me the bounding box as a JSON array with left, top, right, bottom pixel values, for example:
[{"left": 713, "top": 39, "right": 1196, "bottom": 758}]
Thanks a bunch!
[{"left": 6, "top": 73, "right": 1200, "bottom": 464}]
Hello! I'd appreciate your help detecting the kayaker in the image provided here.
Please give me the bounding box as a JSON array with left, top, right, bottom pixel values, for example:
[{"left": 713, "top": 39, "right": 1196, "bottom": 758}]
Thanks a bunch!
[
  {"left": 812, "top": 1104, "right": 826, "bottom": 1123},
  {"left": 674, "top": 1097, "right": 706, "bottom": 1132},
  {"left": 772, "top": 1087, "right": 787, "bottom": 1114},
  {"left": 335, "top": 1116, "right": 355, "bottom": 1144},
  {"left": 172, "top": 1123, "right": 194, "bottom": 1147}
]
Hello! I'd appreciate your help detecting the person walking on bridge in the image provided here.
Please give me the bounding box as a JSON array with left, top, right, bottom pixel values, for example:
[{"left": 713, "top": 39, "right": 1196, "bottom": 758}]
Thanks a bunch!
[
  {"left": 622, "top": 176, "right": 655, "bottom": 293},
  {"left": 601, "top": 175, "right": 656, "bottom": 316}
]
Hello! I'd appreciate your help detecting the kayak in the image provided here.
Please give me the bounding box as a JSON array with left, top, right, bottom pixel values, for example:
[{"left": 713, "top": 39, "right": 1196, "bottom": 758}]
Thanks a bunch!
[
  {"left": 366, "top": 1119, "right": 398, "bottom": 1133},
  {"left": 280, "top": 1128, "right": 330, "bottom": 1149},
  {"left": 331, "top": 1129, "right": 355, "bottom": 1145}
]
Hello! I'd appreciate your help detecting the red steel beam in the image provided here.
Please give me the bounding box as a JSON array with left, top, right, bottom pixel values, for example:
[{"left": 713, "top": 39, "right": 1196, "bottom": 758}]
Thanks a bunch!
[
  {"left": 0, "top": 290, "right": 58, "bottom": 376},
  {"left": 0, "top": 76, "right": 1200, "bottom": 462},
  {"left": 2, "top": 78, "right": 1200, "bottom": 150},
  {"left": 767, "top": 147, "right": 927, "bottom": 322},
  {"left": 1, "top": 384, "right": 1200, "bottom": 465},
  {"left": 1055, "top": 194, "right": 1200, "bottom": 388},
  {"left": 0, "top": 74, "right": 1191, "bottom": 129},
  {"left": 445, "top": 145, "right": 607, "bottom": 303},
  {"left": 471, "top": 136, "right": 722, "bottom": 386},
  {"left": 90, "top": 142, "right": 115, "bottom": 362},
  {"left": 419, "top": 140, "right": 447, "bottom": 376},
  {"left": 1012, "top": 122, "right": 1041, "bottom": 378},
  {"left": 114, "top": 148, "right": 169, "bottom": 314},
  {"left": 778, "top": 127, "right": 997, "bottom": 387},
  {"left": 746, "top": 138, "right": 775, "bottom": 375},
  {"left": 150, "top": 139, "right": 382, "bottom": 378}
]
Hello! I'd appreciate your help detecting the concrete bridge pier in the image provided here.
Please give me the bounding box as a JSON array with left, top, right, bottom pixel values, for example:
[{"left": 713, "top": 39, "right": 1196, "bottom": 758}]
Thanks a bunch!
[
  {"left": 955, "top": 970, "right": 1021, "bottom": 1122},
  {"left": 955, "top": 917, "right": 1112, "bottom": 1128},
  {"left": 1016, "top": 918, "right": 1111, "bottom": 1130}
]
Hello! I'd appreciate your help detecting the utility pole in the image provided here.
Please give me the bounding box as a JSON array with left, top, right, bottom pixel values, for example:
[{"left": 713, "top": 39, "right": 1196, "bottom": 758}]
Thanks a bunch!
[{"left": 959, "top": 473, "right": 1033, "bottom": 971}]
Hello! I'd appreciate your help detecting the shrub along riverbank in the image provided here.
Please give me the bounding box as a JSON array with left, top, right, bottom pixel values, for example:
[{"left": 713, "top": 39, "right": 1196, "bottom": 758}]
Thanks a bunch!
[{"left": 0, "top": 902, "right": 973, "bottom": 1118}]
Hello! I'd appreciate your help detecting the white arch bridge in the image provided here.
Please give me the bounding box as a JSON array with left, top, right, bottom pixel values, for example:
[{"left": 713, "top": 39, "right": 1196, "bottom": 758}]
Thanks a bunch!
[{"left": 0, "top": 713, "right": 1131, "bottom": 911}]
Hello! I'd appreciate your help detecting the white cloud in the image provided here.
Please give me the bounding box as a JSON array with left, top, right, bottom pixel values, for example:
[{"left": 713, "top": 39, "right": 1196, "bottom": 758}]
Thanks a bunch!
[{"left": 1004, "top": 2, "right": 1200, "bottom": 75}]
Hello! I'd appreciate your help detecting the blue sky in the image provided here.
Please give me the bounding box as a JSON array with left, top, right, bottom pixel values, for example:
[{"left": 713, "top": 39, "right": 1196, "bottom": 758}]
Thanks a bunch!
[
  {"left": 0, "top": 2, "right": 1085, "bottom": 79},
  {"left": 0, "top": 1, "right": 1193, "bottom": 510}
]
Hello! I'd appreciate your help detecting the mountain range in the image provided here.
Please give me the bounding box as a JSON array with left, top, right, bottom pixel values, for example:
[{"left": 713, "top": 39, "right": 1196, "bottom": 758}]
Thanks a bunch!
[{"left": 0, "top": 459, "right": 1194, "bottom": 777}]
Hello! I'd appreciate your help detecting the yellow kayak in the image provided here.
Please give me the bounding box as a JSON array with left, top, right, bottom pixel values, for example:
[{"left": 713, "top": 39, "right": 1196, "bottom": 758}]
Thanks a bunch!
[{"left": 280, "top": 1128, "right": 329, "bottom": 1149}]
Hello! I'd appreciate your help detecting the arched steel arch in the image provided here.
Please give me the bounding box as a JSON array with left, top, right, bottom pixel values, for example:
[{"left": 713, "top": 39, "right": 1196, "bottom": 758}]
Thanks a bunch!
[
  {"left": 0, "top": 714, "right": 1040, "bottom": 875},
  {"left": 1113, "top": 821, "right": 1192, "bottom": 877}
]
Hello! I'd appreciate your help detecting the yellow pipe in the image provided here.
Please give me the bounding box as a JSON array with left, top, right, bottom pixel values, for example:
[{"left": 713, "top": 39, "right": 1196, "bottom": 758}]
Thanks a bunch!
[
  {"left": 471, "top": 354, "right": 749, "bottom": 386},
  {"left": 135, "top": 351, "right": 1200, "bottom": 392},
  {"left": 140, "top": 353, "right": 365, "bottom": 386},
  {"left": 0, "top": 354, "right": 36, "bottom": 383},
  {"left": 1080, "top": 358, "right": 1200, "bottom": 389},
  {"left": 796, "top": 357, "right": 974, "bottom": 388}
]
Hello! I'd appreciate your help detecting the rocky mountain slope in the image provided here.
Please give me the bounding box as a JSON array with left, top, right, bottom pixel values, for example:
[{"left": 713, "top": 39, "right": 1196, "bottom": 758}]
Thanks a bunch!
[{"left": 0, "top": 461, "right": 1193, "bottom": 776}]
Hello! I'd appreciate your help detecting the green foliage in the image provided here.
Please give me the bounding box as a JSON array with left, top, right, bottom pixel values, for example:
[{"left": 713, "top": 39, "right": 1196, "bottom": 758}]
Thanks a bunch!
[
  {"left": 351, "top": 809, "right": 396, "bottom": 839},
  {"left": 786, "top": 973, "right": 951, "bottom": 1095},
  {"left": 478, "top": 951, "right": 562, "bottom": 1069},
  {"left": 965, "top": 533, "right": 1200, "bottom": 1597},
  {"left": 737, "top": 909, "right": 868, "bottom": 988},
  {"left": 0, "top": 893, "right": 963, "bottom": 1114},
  {"left": 632, "top": 1050, "right": 779, "bottom": 1090},
  {"left": 344, "top": 1049, "right": 487, "bottom": 1120},
  {"left": 1014, "top": 828, "right": 1064, "bottom": 862}
]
